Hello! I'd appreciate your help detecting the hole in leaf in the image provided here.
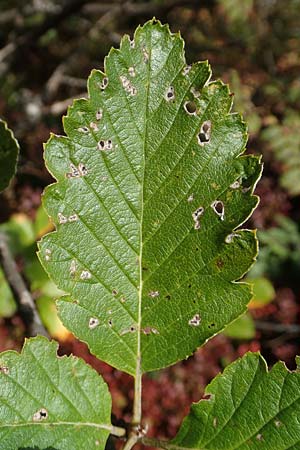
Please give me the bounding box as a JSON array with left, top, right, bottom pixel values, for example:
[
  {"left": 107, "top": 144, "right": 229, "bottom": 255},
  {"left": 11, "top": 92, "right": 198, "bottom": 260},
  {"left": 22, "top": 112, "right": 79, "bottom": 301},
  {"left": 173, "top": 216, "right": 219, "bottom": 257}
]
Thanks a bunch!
[
  {"left": 33, "top": 408, "right": 48, "bottom": 421},
  {"left": 197, "top": 120, "right": 211, "bottom": 145},
  {"left": 184, "top": 101, "right": 197, "bottom": 115}
]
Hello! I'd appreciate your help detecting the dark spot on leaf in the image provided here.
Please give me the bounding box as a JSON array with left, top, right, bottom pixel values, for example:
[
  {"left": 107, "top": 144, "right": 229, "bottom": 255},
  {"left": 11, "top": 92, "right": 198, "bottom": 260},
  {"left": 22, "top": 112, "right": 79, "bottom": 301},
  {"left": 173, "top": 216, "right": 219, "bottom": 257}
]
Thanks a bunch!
[
  {"left": 165, "top": 295, "right": 171, "bottom": 300},
  {"left": 202, "top": 393, "right": 214, "bottom": 401},
  {"left": 216, "top": 259, "right": 224, "bottom": 269},
  {"left": 184, "top": 100, "right": 197, "bottom": 115}
]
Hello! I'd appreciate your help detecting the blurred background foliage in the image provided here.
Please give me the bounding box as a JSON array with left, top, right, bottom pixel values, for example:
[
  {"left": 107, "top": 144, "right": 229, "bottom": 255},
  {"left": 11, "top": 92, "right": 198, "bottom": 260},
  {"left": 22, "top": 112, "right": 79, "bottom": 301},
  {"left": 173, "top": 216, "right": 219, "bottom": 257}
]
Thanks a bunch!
[{"left": 0, "top": 0, "right": 300, "bottom": 444}]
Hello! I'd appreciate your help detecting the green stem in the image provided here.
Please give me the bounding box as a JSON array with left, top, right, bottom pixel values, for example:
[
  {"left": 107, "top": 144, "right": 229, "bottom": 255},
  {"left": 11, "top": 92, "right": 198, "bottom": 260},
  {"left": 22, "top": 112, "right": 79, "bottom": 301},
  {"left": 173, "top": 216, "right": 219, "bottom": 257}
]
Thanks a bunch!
[{"left": 110, "top": 424, "right": 127, "bottom": 437}]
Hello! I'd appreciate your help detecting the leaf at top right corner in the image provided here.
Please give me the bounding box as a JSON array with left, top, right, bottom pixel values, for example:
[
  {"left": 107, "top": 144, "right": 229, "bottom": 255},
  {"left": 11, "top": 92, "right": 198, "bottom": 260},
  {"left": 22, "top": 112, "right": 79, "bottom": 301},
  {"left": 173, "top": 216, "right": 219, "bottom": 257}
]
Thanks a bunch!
[
  {"left": 0, "top": 119, "right": 19, "bottom": 192},
  {"left": 173, "top": 352, "right": 300, "bottom": 449}
]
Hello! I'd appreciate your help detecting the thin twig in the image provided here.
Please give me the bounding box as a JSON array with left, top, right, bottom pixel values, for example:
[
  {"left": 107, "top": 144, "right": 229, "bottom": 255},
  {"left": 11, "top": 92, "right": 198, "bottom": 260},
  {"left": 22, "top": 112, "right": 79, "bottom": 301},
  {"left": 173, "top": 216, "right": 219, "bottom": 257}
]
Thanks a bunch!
[
  {"left": 255, "top": 320, "right": 300, "bottom": 334},
  {"left": 0, "top": 232, "right": 48, "bottom": 337}
]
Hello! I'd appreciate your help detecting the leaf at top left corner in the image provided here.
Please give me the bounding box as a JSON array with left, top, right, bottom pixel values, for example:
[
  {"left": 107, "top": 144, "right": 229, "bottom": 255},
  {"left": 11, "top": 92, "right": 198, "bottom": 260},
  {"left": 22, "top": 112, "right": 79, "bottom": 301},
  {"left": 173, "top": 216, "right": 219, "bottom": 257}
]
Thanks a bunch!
[{"left": 0, "top": 119, "right": 19, "bottom": 192}]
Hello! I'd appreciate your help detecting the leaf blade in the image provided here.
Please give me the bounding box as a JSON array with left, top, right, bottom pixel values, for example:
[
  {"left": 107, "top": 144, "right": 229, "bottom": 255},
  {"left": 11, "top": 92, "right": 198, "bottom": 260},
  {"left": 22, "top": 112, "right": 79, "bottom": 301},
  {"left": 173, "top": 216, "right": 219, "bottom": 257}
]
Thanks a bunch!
[
  {"left": 0, "top": 337, "right": 112, "bottom": 449},
  {"left": 173, "top": 352, "right": 300, "bottom": 449},
  {"left": 39, "top": 19, "right": 262, "bottom": 375},
  {"left": 0, "top": 119, "right": 19, "bottom": 192}
]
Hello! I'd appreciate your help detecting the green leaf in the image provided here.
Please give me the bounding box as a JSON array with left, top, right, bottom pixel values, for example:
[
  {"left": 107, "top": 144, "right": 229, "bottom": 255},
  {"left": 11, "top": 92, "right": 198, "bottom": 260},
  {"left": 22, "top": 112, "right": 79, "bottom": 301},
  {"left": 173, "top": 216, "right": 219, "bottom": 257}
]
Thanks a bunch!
[
  {"left": 223, "top": 312, "right": 255, "bottom": 340},
  {"left": 173, "top": 352, "right": 300, "bottom": 449},
  {"left": 0, "top": 337, "right": 112, "bottom": 449},
  {"left": 39, "top": 19, "right": 262, "bottom": 375},
  {"left": 0, "top": 119, "right": 19, "bottom": 192}
]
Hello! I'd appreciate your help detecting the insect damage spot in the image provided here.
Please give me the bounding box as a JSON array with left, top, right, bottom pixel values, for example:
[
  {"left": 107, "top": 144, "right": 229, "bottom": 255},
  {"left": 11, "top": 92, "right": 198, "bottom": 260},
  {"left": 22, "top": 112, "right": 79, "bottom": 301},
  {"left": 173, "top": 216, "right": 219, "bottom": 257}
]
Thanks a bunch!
[
  {"left": 120, "top": 75, "right": 137, "bottom": 96},
  {"left": 148, "top": 291, "right": 159, "bottom": 298},
  {"left": 211, "top": 200, "right": 225, "bottom": 221},
  {"left": 70, "top": 260, "right": 76, "bottom": 277},
  {"left": 213, "top": 417, "right": 218, "bottom": 428},
  {"left": 187, "top": 193, "right": 194, "bottom": 202},
  {"left": 225, "top": 232, "right": 240, "bottom": 244},
  {"left": 256, "top": 434, "right": 263, "bottom": 442},
  {"left": 112, "top": 289, "right": 118, "bottom": 296},
  {"left": 130, "top": 39, "right": 135, "bottom": 49},
  {"left": 182, "top": 65, "right": 192, "bottom": 75},
  {"left": 191, "top": 86, "right": 200, "bottom": 98},
  {"left": 202, "top": 393, "right": 214, "bottom": 401},
  {"left": 197, "top": 120, "right": 211, "bottom": 145},
  {"left": 45, "top": 248, "right": 52, "bottom": 261},
  {"left": 184, "top": 101, "right": 197, "bottom": 115},
  {"left": 192, "top": 206, "right": 204, "bottom": 230},
  {"left": 58, "top": 213, "right": 68, "bottom": 224},
  {"left": 142, "top": 47, "right": 149, "bottom": 63},
  {"left": 33, "top": 408, "right": 48, "bottom": 421},
  {"left": 78, "top": 126, "right": 89, "bottom": 134},
  {"left": 142, "top": 327, "right": 160, "bottom": 335},
  {"left": 128, "top": 66, "right": 136, "bottom": 77},
  {"left": 90, "top": 122, "right": 99, "bottom": 131},
  {"left": 275, "top": 420, "right": 282, "bottom": 427},
  {"left": 99, "top": 77, "right": 108, "bottom": 90},
  {"left": 189, "top": 313, "right": 201, "bottom": 326},
  {"left": 66, "top": 163, "right": 88, "bottom": 178},
  {"left": 120, "top": 325, "right": 137, "bottom": 335},
  {"left": 0, "top": 366, "right": 9, "bottom": 374},
  {"left": 165, "top": 86, "right": 175, "bottom": 102},
  {"left": 230, "top": 180, "right": 241, "bottom": 189},
  {"left": 97, "top": 139, "right": 113, "bottom": 151},
  {"left": 89, "top": 317, "right": 99, "bottom": 329},
  {"left": 80, "top": 270, "right": 91, "bottom": 280},
  {"left": 96, "top": 109, "right": 103, "bottom": 120}
]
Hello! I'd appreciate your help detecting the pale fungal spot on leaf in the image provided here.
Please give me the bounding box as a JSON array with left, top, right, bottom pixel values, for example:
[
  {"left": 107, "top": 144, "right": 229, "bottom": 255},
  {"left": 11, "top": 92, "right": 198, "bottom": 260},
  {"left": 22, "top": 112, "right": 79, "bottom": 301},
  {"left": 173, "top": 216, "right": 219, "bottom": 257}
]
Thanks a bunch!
[
  {"left": 142, "top": 327, "right": 160, "bottom": 335},
  {"left": 95, "top": 440, "right": 100, "bottom": 447},
  {"left": 90, "top": 122, "right": 99, "bottom": 131},
  {"left": 70, "top": 260, "right": 76, "bottom": 277},
  {"left": 142, "top": 47, "right": 149, "bottom": 63},
  {"left": 120, "top": 75, "right": 137, "bottom": 96},
  {"left": 33, "top": 408, "right": 48, "bottom": 422},
  {"left": 187, "top": 193, "right": 194, "bottom": 202},
  {"left": 97, "top": 139, "right": 113, "bottom": 151},
  {"left": 197, "top": 120, "right": 211, "bottom": 146},
  {"left": 256, "top": 434, "right": 263, "bottom": 441},
  {"left": 58, "top": 213, "right": 68, "bottom": 224},
  {"left": 112, "top": 289, "right": 118, "bottom": 296},
  {"left": 225, "top": 233, "right": 240, "bottom": 244},
  {"left": 78, "top": 126, "right": 89, "bottom": 134},
  {"left": 96, "top": 109, "right": 103, "bottom": 120},
  {"left": 192, "top": 206, "right": 204, "bottom": 230},
  {"left": 213, "top": 417, "right": 218, "bottom": 428},
  {"left": 120, "top": 325, "right": 137, "bottom": 335},
  {"left": 165, "top": 86, "right": 175, "bottom": 102},
  {"left": 45, "top": 248, "right": 52, "bottom": 261},
  {"left": 189, "top": 313, "right": 201, "bottom": 326},
  {"left": 275, "top": 420, "right": 282, "bottom": 427},
  {"left": 80, "top": 270, "right": 91, "bottom": 280},
  {"left": 66, "top": 163, "right": 88, "bottom": 178},
  {"left": 184, "top": 100, "right": 197, "bottom": 116},
  {"left": 190, "top": 86, "right": 200, "bottom": 98},
  {"left": 0, "top": 366, "right": 9, "bottom": 374},
  {"left": 120, "top": 296, "right": 126, "bottom": 303},
  {"left": 148, "top": 290, "right": 159, "bottom": 298},
  {"left": 99, "top": 77, "right": 108, "bottom": 90},
  {"left": 68, "top": 214, "right": 78, "bottom": 222},
  {"left": 211, "top": 200, "right": 225, "bottom": 221},
  {"left": 182, "top": 65, "right": 192, "bottom": 75},
  {"left": 89, "top": 317, "right": 99, "bottom": 329},
  {"left": 230, "top": 180, "right": 241, "bottom": 189},
  {"left": 128, "top": 66, "right": 136, "bottom": 77}
]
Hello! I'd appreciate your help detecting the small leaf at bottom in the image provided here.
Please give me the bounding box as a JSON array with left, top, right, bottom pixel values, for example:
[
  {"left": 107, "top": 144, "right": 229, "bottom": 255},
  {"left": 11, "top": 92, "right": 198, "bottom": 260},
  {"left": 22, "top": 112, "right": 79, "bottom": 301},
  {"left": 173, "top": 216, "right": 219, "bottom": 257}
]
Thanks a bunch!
[
  {"left": 173, "top": 352, "right": 300, "bottom": 449},
  {"left": 0, "top": 336, "right": 112, "bottom": 450}
]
